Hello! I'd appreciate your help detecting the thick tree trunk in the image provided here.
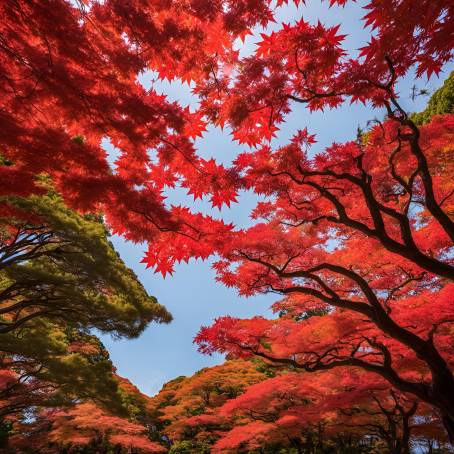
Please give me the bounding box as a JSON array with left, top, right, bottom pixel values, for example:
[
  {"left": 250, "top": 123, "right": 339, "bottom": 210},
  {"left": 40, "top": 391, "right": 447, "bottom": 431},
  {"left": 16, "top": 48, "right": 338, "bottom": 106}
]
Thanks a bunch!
[{"left": 316, "top": 423, "right": 324, "bottom": 450}]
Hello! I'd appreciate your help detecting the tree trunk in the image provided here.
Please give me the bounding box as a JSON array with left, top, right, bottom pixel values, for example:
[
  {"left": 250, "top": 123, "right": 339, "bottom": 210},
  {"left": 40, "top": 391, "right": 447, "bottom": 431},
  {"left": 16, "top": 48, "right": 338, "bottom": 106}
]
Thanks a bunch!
[
  {"left": 400, "top": 405, "right": 413, "bottom": 454},
  {"left": 316, "top": 423, "right": 324, "bottom": 450}
]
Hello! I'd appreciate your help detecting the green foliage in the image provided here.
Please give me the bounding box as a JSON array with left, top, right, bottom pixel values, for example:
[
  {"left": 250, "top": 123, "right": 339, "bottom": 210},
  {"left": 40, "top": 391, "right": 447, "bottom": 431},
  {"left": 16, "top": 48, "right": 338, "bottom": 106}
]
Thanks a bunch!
[
  {"left": 1, "top": 193, "right": 172, "bottom": 336},
  {"left": 0, "top": 193, "right": 172, "bottom": 423},
  {"left": 252, "top": 359, "right": 276, "bottom": 378},
  {"left": 258, "top": 338, "right": 272, "bottom": 351},
  {"left": 117, "top": 384, "right": 149, "bottom": 422},
  {"left": 185, "top": 405, "right": 205, "bottom": 417},
  {"left": 169, "top": 439, "right": 212, "bottom": 454},
  {"left": 71, "top": 134, "right": 86, "bottom": 145},
  {"left": 0, "top": 156, "right": 12, "bottom": 166},
  {"left": 0, "top": 319, "right": 125, "bottom": 413},
  {"left": 411, "top": 72, "right": 454, "bottom": 125}
]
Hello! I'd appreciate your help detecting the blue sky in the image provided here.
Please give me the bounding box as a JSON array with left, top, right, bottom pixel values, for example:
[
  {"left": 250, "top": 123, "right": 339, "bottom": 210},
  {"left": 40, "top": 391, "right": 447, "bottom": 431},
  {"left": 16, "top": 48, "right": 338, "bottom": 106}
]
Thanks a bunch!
[{"left": 101, "top": 0, "right": 453, "bottom": 396}]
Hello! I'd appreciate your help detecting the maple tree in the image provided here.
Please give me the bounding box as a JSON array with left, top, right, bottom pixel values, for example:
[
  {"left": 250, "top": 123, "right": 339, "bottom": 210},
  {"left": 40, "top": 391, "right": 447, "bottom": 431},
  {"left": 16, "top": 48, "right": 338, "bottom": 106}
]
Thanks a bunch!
[
  {"left": 191, "top": 108, "right": 454, "bottom": 440},
  {"left": 140, "top": 360, "right": 450, "bottom": 453},
  {"left": 0, "top": 357, "right": 169, "bottom": 452}
]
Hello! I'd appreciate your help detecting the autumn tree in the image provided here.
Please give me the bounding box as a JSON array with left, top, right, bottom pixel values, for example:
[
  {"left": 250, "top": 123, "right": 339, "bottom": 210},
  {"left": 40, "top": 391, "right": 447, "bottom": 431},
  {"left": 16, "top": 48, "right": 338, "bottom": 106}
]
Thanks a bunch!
[
  {"left": 210, "top": 369, "right": 424, "bottom": 454},
  {"left": 147, "top": 360, "right": 269, "bottom": 452},
  {"left": 191, "top": 83, "right": 454, "bottom": 438},
  {"left": 1, "top": 373, "right": 171, "bottom": 453},
  {"left": 166, "top": 365, "right": 435, "bottom": 454}
]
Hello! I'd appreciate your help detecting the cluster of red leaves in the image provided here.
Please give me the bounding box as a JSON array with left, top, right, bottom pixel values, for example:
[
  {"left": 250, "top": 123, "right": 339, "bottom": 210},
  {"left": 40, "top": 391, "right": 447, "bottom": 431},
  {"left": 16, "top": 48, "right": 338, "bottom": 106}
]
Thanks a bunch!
[
  {"left": 197, "top": 283, "right": 454, "bottom": 371},
  {"left": 48, "top": 403, "right": 165, "bottom": 452},
  {"left": 195, "top": 0, "right": 454, "bottom": 145}
]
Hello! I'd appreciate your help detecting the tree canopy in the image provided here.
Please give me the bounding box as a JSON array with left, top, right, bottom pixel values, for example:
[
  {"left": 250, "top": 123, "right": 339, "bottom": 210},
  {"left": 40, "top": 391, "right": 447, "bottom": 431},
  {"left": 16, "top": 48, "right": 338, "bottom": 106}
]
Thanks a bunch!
[{"left": 1, "top": 192, "right": 171, "bottom": 335}]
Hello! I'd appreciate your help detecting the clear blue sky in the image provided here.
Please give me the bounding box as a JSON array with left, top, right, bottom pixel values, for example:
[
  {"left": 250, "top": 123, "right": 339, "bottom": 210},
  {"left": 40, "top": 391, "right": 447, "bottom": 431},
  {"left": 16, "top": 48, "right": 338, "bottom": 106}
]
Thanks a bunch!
[{"left": 101, "top": 0, "right": 453, "bottom": 396}]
